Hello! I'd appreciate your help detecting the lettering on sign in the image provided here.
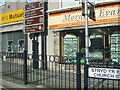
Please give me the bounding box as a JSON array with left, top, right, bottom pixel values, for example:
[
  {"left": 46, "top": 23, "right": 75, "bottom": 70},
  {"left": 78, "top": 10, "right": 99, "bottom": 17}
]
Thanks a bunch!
[
  {"left": 25, "top": 16, "right": 43, "bottom": 25},
  {"left": 25, "top": 24, "right": 43, "bottom": 33},
  {"left": 99, "top": 8, "right": 120, "bottom": 17},
  {"left": 25, "top": 8, "right": 43, "bottom": 18},
  {"left": 25, "top": 2, "right": 43, "bottom": 10},
  {"left": 88, "top": 67, "right": 120, "bottom": 79},
  {"left": 63, "top": 14, "right": 84, "bottom": 22}
]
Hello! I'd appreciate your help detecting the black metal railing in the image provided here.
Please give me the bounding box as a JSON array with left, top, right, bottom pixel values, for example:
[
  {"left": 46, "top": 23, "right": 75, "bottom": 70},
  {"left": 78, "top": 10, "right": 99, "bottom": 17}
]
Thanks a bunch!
[
  {"left": 1, "top": 52, "right": 78, "bottom": 89},
  {"left": 2, "top": 52, "right": 24, "bottom": 80},
  {"left": 1, "top": 52, "right": 120, "bottom": 89}
]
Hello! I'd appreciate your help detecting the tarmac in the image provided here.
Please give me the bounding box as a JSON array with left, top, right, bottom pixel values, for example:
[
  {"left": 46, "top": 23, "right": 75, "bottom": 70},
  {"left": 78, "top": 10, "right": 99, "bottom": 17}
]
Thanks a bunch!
[{"left": 0, "top": 75, "right": 48, "bottom": 90}]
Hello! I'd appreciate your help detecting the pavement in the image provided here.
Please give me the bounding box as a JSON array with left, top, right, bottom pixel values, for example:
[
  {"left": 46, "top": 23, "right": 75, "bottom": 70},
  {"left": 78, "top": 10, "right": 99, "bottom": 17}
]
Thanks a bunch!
[{"left": 0, "top": 75, "right": 48, "bottom": 90}]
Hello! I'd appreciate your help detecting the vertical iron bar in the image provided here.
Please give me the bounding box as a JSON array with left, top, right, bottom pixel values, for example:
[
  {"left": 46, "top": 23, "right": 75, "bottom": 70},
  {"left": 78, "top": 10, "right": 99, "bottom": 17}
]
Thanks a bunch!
[
  {"left": 55, "top": 59, "right": 57, "bottom": 88},
  {"left": 65, "top": 64, "right": 66, "bottom": 88},
  {"left": 69, "top": 63, "right": 70, "bottom": 89},
  {"left": 23, "top": 49, "right": 27, "bottom": 85},
  {"left": 84, "top": 61, "right": 88, "bottom": 90},
  {"left": 10, "top": 55, "right": 12, "bottom": 75},
  {"left": 59, "top": 57, "right": 61, "bottom": 88},
  {"left": 52, "top": 59, "right": 53, "bottom": 87},
  {"left": 23, "top": 34, "right": 28, "bottom": 85},
  {"left": 61, "top": 63, "right": 63, "bottom": 88},
  {"left": 76, "top": 53, "right": 81, "bottom": 90}
]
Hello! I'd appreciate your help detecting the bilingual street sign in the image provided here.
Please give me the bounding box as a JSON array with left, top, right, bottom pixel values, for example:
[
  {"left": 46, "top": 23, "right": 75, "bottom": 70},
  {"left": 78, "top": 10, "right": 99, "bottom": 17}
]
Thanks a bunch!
[
  {"left": 25, "top": 16, "right": 43, "bottom": 25},
  {"left": 25, "top": 2, "right": 43, "bottom": 11},
  {"left": 25, "top": 24, "right": 43, "bottom": 33},
  {"left": 88, "top": 67, "right": 120, "bottom": 80},
  {"left": 24, "top": 1, "right": 44, "bottom": 33},
  {"left": 25, "top": 8, "right": 43, "bottom": 18}
]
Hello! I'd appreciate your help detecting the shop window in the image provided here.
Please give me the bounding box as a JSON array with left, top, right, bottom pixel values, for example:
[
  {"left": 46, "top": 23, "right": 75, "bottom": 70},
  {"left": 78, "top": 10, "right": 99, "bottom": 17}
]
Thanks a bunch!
[
  {"left": 18, "top": 39, "right": 24, "bottom": 53},
  {"left": 110, "top": 32, "right": 120, "bottom": 63},
  {"left": 64, "top": 34, "right": 78, "bottom": 57},
  {"left": 89, "top": 32, "right": 103, "bottom": 59},
  {"left": 90, "top": 38, "right": 103, "bottom": 51},
  {"left": 8, "top": 40, "right": 14, "bottom": 52}
]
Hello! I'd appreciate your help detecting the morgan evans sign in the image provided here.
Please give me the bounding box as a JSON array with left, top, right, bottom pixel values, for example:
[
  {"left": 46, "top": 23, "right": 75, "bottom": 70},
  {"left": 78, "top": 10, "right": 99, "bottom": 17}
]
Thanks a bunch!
[{"left": 88, "top": 67, "right": 120, "bottom": 80}]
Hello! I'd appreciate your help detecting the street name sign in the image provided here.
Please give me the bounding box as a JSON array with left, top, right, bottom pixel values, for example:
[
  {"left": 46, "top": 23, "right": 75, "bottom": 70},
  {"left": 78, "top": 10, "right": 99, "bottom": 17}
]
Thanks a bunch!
[{"left": 88, "top": 67, "right": 120, "bottom": 80}]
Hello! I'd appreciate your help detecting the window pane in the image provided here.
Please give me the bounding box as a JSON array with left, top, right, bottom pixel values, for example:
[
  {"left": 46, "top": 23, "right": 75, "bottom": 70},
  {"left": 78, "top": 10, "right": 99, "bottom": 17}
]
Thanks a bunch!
[
  {"left": 18, "top": 39, "right": 24, "bottom": 53},
  {"left": 8, "top": 41, "right": 13, "bottom": 52}
]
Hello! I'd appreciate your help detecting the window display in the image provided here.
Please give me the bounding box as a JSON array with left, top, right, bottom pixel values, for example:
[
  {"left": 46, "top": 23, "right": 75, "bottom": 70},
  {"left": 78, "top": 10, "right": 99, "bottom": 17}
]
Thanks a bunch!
[
  {"left": 64, "top": 35, "right": 78, "bottom": 57},
  {"left": 110, "top": 34, "right": 120, "bottom": 63}
]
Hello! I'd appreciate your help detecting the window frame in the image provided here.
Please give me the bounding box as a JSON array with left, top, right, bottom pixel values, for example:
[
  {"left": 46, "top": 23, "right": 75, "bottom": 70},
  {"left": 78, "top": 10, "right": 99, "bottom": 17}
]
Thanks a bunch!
[
  {"left": 7, "top": 40, "right": 14, "bottom": 53},
  {"left": 18, "top": 39, "right": 25, "bottom": 53}
]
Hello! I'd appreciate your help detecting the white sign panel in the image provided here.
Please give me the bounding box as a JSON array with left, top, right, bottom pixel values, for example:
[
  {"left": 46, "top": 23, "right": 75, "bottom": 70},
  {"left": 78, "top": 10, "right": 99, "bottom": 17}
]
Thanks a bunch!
[{"left": 88, "top": 67, "right": 120, "bottom": 80}]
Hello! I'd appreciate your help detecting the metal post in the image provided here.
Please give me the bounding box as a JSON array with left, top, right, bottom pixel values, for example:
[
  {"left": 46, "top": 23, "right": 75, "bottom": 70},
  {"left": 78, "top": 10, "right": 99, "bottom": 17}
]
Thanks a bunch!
[
  {"left": 84, "top": 0, "right": 89, "bottom": 89},
  {"left": 33, "top": 33, "right": 39, "bottom": 69},
  {"left": 84, "top": 0, "right": 89, "bottom": 64},
  {"left": 84, "top": 62, "right": 88, "bottom": 90},
  {"left": 76, "top": 53, "right": 81, "bottom": 90},
  {"left": 41, "top": 33, "right": 45, "bottom": 69},
  {"left": 41, "top": 1, "right": 48, "bottom": 70},
  {"left": 23, "top": 34, "right": 28, "bottom": 85}
]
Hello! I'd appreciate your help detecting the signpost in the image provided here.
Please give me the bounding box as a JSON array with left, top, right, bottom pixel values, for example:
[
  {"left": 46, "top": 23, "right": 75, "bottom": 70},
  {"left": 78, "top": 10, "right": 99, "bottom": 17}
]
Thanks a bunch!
[
  {"left": 24, "top": 1, "right": 44, "bottom": 33},
  {"left": 24, "top": 1, "right": 48, "bottom": 70}
]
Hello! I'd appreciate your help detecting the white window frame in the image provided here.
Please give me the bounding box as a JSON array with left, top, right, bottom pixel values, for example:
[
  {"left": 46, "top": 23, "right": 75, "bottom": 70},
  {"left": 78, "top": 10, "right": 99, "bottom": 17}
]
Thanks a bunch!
[
  {"left": 7, "top": 40, "right": 14, "bottom": 52},
  {"left": 59, "top": 0, "right": 80, "bottom": 8},
  {"left": 18, "top": 39, "right": 25, "bottom": 53}
]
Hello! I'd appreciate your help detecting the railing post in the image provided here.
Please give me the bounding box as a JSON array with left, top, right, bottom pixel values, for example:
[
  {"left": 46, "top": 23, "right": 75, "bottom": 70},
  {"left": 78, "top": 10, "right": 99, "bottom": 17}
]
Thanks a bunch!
[
  {"left": 84, "top": 58, "right": 88, "bottom": 90},
  {"left": 76, "top": 53, "right": 82, "bottom": 90},
  {"left": 23, "top": 49, "right": 27, "bottom": 85}
]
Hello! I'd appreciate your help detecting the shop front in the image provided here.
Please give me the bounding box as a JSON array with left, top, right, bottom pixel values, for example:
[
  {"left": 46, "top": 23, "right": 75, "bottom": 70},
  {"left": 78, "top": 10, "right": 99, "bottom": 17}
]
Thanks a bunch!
[
  {"left": 0, "top": 9, "right": 25, "bottom": 53},
  {"left": 48, "top": 1, "right": 120, "bottom": 62}
]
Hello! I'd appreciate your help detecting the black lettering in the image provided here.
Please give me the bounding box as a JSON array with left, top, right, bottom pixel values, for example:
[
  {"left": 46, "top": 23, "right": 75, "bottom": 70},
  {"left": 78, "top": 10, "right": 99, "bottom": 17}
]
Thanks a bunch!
[
  {"left": 106, "top": 10, "right": 110, "bottom": 16},
  {"left": 20, "top": 12, "right": 23, "bottom": 17},
  {"left": 110, "top": 10, "right": 116, "bottom": 15},
  {"left": 99, "top": 9, "right": 105, "bottom": 16},
  {"left": 9, "top": 14, "right": 12, "bottom": 19},
  {"left": 91, "top": 69, "right": 94, "bottom": 72},
  {"left": 71, "top": 16, "right": 74, "bottom": 20},
  {"left": 117, "top": 9, "right": 120, "bottom": 15},
  {"left": 63, "top": 14, "right": 71, "bottom": 22}
]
